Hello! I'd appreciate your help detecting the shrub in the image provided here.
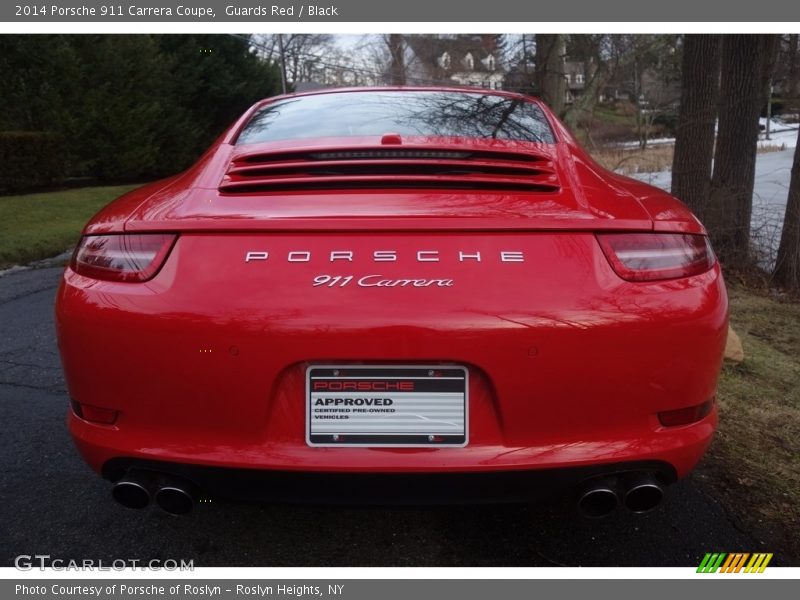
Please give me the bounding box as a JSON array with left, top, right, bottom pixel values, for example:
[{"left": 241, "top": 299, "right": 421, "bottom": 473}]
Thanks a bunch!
[
  {"left": 0, "top": 131, "right": 66, "bottom": 192},
  {"left": 652, "top": 112, "right": 679, "bottom": 136}
]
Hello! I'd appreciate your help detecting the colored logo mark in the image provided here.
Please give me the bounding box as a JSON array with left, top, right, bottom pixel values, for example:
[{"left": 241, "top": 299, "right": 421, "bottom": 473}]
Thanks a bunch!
[{"left": 697, "top": 552, "right": 773, "bottom": 573}]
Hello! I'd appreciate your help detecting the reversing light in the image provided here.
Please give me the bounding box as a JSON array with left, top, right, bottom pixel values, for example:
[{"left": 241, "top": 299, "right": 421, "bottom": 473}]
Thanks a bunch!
[
  {"left": 71, "top": 234, "right": 177, "bottom": 282},
  {"left": 70, "top": 399, "right": 119, "bottom": 425},
  {"left": 658, "top": 398, "right": 715, "bottom": 427},
  {"left": 596, "top": 233, "right": 715, "bottom": 282}
]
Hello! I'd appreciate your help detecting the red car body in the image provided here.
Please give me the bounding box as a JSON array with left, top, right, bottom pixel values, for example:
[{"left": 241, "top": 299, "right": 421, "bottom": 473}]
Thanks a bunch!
[{"left": 55, "top": 88, "right": 727, "bottom": 515}]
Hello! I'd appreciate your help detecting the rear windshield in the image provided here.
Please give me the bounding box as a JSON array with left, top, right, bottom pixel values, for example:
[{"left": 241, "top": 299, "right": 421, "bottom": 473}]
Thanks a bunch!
[{"left": 236, "top": 91, "right": 556, "bottom": 145}]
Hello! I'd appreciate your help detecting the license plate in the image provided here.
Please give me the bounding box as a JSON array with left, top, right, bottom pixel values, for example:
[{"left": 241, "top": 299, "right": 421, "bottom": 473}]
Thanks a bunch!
[{"left": 306, "top": 365, "right": 468, "bottom": 447}]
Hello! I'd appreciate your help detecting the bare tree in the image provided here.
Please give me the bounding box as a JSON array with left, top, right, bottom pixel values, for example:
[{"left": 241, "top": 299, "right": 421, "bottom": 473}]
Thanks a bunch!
[
  {"left": 388, "top": 34, "right": 405, "bottom": 86},
  {"left": 559, "top": 35, "right": 676, "bottom": 135},
  {"left": 707, "top": 35, "right": 775, "bottom": 268},
  {"left": 253, "top": 34, "right": 333, "bottom": 87},
  {"left": 561, "top": 35, "right": 610, "bottom": 131},
  {"left": 774, "top": 129, "right": 800, "bottom": 290},
  {"left": 629, "top": 36, "right": 682, "bottom": 149},
  {"left": 535, "top": 34, "right": 566, "bottom": 115},
  {"left": 671, "top": 35, "right": 721, "bottom": 220}
]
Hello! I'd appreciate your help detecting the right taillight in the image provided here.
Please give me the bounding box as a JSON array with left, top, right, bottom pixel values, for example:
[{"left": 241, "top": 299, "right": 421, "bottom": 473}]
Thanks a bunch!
[{"left": 596, "top": 233, "right": 716, "bottom": 282}]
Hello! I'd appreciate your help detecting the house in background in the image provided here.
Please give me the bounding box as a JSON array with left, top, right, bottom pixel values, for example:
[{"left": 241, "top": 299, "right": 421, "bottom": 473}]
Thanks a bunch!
[
  {"left": 564, "top": 61, "right": 586, "bottom": 103},
  {"left": 505, "top": 59, "right": 586, "bottom": 104},
  {"left": 404, "top": 35, "right": 506, "bottom": 90}
]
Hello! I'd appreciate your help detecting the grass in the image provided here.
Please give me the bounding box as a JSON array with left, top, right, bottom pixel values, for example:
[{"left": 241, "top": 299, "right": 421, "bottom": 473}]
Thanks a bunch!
[
  {"left": 591, "top": 142, "right": 790, "bottom": 176},
  {"left": 0, "top": 184, "right": 139, "bottom": 269},
  {"left": 592, "top": 145, "right": 675, "bottom": 175},
  {"left": 593, "top": 104, "right": 638, "bottom": 126},
  {"left": 705, "top": 285, "right": 800, "bottom": 559},
  {"left": 758, "top": 143, "right": 789, "bottom": 153}
]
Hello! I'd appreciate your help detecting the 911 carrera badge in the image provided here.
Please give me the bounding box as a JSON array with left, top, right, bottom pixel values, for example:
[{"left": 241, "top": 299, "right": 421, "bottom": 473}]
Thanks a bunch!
[{"left": 313, "top": 274, "right": 454, "bottom": 288}]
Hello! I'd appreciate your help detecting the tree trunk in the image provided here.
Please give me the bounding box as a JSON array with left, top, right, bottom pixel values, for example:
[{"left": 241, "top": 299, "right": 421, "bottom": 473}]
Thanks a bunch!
[
  {"left": 759, "top": 35, "right": 779, "bottom": 134},
  {"left": 388, "top": 34, "right": 405, "bottom": 86},
  {"left": 788, "top": 34, "right": 800, "bottom": 98},
  {"left": 671, "top": 35, "right": 720, "bottom": 221},
  {"left": 561, "top": 59, "right": 608, "bottom": 132},
  {"left": 707, "top": 35, "right": 768, "bottom": 269},
  {"left": 535, "top": 34, "right": 565, "bottom": 115},
  {"left": 774, "top": 129, "right": 800, "bottom": 290}
]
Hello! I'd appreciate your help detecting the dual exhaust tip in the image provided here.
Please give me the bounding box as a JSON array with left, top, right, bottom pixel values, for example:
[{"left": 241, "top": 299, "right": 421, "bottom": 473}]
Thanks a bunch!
[
  {"left": 577, "top": 473, "right": 664, "bottom": 518},
  {"left": 112, "top": 470, "right": 198, "bottom": 515}
]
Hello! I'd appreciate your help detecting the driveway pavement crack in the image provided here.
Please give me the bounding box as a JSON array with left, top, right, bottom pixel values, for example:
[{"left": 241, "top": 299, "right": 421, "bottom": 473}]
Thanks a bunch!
[
  {"left": 0, "top": 359, "right": 61, "bottom": 371},
  {"left": 0, "top": 380, "right": 65, "bottom": 394},
  {"left": 0, "top": 284, "right": 58, "bottom": 306}
]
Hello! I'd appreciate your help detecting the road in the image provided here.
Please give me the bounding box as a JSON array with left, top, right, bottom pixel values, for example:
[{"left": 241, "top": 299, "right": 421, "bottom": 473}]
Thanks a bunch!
[{"left": 0, "top": 266, "right": 766, "bottom": 567}]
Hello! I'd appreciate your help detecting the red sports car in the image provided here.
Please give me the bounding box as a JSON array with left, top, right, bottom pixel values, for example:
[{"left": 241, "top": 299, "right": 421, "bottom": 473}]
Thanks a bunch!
[{"left": 56, "top": 88, "right": 727, "bottom": 517}]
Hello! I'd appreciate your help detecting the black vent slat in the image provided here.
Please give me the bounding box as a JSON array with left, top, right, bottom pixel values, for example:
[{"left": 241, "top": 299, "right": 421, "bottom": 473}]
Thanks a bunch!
[
  {"left": 240, "top": 148, "right": 548, "bottom": 164},
  {"left": 222, "top": 146, "right": 560, "bottom": 194},
  {"left": 227, "top": 159, "right": 556, "bottom": 179},
  {"left": 220, "top": 174, "right": 560, "bottom": 193}
]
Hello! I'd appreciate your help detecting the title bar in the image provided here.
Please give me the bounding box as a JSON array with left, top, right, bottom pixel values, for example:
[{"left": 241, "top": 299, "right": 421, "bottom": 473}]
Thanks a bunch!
[{"left": 4, "top": 0, "right": 800, "bottom": 22}]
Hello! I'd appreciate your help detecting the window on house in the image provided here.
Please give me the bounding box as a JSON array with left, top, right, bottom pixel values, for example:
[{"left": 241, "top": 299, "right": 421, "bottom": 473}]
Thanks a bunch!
[
  {"left": 487, "top": 55, "right": 495, "bottom": 70},
  {"left": 576, "top": 73, "right": 585, "bottom": 84},
  {"left": 440, "top": 52, "right": 451, "bottom": 69},
  {"left": 465, "top": 53, "right": 474, "bottom": 69}
]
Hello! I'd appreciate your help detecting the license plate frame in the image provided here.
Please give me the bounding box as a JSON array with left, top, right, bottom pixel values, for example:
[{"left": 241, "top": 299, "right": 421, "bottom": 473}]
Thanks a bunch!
[{"left": 305, "top": 365, "right": 468, "bottom": 447}]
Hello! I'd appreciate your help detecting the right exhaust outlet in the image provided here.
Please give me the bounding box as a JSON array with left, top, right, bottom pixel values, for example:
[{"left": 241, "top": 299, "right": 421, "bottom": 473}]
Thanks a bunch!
[
  {"left": 154, "top": 475, "right": 199, "bottom": 516},
  {"left": 622, "top": 474, "right": 664, "bottom": 513}
]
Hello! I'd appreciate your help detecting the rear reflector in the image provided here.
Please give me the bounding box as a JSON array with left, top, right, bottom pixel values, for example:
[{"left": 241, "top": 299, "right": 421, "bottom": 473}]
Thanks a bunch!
[
  {"left": 70, "top": 399, "right": 119, "bottom": 425},
  {"left": 596, "top": 233, "right": 715, "bottom": 282},
  {"left": 658, "top": 398, "right": 714, "bottom": 427},
  {"left": 72, "top": 234, "right": 176, "bottom": 282}
]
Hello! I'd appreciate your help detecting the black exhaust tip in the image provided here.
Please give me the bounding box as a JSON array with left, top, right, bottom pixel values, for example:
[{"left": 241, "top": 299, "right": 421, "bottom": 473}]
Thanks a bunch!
[
  {"left": 155, "top": 476, "right": 198, "bottom": 515},
  {"left": 111, "top": 470, "right": 156, "bottom": 510},
  {"left": 623, "top": 475, "right": 664, "bottom": 513},
  {"left": 577, "top": 478, "right": 619, "bottom": 518}
]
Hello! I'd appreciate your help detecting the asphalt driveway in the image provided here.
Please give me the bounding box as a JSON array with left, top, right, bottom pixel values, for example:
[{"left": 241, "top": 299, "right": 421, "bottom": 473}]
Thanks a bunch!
[{"left": 0, "top": 266, "right": 771, "bottom": 567}]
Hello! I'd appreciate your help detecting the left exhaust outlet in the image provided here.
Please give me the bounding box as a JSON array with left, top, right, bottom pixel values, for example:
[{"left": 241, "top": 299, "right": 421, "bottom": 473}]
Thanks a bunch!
[
  {"left": 111, "top": 470, "right": 157, "bottom": 510},
  {"left": 577, "top": 477, "right": 619, "bottom": 518}
]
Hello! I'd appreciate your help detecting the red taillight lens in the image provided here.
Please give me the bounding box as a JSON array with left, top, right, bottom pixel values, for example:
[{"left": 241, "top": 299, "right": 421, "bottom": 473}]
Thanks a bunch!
[
  {"left": 596, "top": 233, "right": 715, "bottom": 282},
  {"left": 658, "top": 398, "right": 715, "bottom": 427},
  {"left": 71, "top": 234, "right": 176, "bottom": 282}
]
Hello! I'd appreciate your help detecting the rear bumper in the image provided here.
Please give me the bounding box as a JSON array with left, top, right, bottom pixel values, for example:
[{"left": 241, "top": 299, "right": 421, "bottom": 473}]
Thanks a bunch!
[
  {"left": 58, "top": 231, "right": 727, "bottom": 492},
  {"left": 69, "top": 404, "right": 716, "bottom": 484},
  {"left": 99, "top": 456, "right": 677, "bottom": 505}
]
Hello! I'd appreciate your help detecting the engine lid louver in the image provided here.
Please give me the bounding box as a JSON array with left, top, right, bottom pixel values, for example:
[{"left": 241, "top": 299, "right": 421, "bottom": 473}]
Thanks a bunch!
[{"left": 219, "top": 147, "right": 560, "bottom": 194}]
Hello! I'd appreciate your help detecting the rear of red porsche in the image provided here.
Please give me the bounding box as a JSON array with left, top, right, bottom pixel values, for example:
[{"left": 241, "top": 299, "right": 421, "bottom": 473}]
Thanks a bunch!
[{"left": 56, "top": 89, "right": 727, "bottom": 515}]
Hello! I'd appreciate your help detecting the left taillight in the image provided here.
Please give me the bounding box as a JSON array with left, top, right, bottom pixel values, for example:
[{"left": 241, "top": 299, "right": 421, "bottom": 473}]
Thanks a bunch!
[
  {"left": 71, "top": 233, "right": 177, "bottom": 282},
  {"left": 596, "top": 233, "right": 716, "bottom": 282}
]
